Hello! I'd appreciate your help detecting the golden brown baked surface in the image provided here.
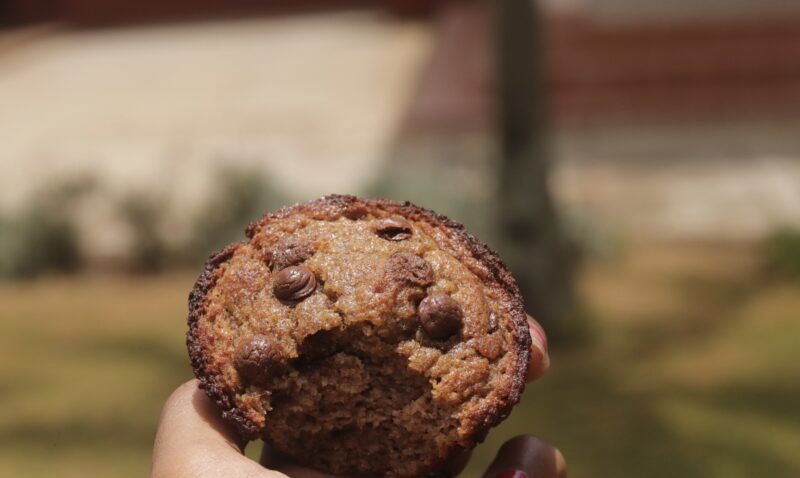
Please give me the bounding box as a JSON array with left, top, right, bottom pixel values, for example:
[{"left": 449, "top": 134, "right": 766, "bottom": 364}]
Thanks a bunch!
[{"left": 187, "top": 195, "right": 530, "bottom": 477}]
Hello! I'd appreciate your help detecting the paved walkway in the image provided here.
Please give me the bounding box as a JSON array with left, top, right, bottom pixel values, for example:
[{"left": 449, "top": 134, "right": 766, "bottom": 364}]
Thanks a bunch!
[{"left": 0, "top": 12, "right": 431, "bottom": 209}]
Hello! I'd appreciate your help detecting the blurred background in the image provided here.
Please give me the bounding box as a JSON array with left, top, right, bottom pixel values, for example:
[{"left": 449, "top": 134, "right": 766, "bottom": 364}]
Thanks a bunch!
[{"left": 2, "top": 0, "right": 800, "bottom": 476}]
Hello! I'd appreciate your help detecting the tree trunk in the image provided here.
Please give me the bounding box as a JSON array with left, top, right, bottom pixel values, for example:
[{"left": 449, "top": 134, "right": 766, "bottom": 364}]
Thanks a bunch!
[{"left": 495, "top": 0, "right": 575, "bottom": 334}]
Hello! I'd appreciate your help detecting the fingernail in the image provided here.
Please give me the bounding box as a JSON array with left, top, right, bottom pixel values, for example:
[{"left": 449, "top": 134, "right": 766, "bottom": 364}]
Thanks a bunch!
[
  {"left": 496, "top": 469, "right": 528, "bottom": 478},
  {"left": 528, "top": 320, "right": 548, "bottom": 353},
  {"left": 526, "top": 342, "right": 550, "bottom": 380}
]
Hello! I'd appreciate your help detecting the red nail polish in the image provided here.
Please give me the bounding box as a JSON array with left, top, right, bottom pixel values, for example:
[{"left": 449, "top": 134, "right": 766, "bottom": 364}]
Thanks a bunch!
[
  {"left": 528, "top": 321, "right": 548, "bottom": 352},
  {"left": 496, "top": 469, "right": 528, "bottom": 478}
]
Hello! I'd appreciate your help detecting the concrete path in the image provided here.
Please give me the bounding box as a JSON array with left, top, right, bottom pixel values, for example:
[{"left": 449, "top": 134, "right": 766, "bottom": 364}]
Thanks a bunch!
[{"left": 0, "top": 12, "right": 431, "bottom": 210}]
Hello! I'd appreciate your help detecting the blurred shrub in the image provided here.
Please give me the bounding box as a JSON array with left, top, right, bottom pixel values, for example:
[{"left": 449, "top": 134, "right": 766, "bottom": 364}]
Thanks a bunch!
[
  {"left": 118, "top": 193, "right": 167, "bottom": 274},
  {"left": 0, "top": 178, "right": 92, "bottom": 278},
  {"left": 765, "top": 228, "right": 800, "bottom": 280},
  {"left": 0, "top": 167, "right": 291, "bottom": 277},
  {"left": 368, "top": 138, "right": 497, "bottom": 244},
  {"left": 561, "top": 207, "right": 620, "bottom": 262},
  {"left": 189, "top": 166, "right": 286, "bottom": 263}
]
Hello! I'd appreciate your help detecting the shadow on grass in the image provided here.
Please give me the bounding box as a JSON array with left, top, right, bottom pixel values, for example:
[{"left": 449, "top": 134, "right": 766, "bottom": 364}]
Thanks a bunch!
[
  {"left": 71, "top": 334, "right": 189, "bottom": 366},
  {"left": 703, "top": 382, "right": 800, "bottom": 422},
  {"left": 0, "top": 335, "right": 193, "bottom": 452},
  {"left": 0, "top": 419, "right": 157, "bottom": 449},
  {"left": 475, "top": 353, "right": 708, "bottom": 478},
  {"left": 473, "top": 345, "right": 800, "bottom": 477},
  {"left": 470, "top": 252, "right": 800, "bottom": 477}
]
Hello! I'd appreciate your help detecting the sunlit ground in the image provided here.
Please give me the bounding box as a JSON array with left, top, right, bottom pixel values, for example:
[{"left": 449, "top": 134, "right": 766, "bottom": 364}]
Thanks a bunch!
[{"left": 1, "top": 242, "right": 798, "bottom": 477}]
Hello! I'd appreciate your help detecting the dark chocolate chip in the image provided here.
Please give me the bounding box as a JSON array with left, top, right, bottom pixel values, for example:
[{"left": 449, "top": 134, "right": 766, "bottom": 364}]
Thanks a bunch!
[
  {"left": 419, "top": 294, "right": 463, "bottom": 339},
  {"left": 374, "top": 217, "right": 413, "bottom": 241},
  {"left": 273, "top": 265, "right": 317, "bottom": 301},
  {"left": 270, "top": 239, "right": 315, "bottom": 271},
  {"left": 234, "top": 335, "right": 285, "bottom": 381},
  {"left": 385, "top": 252, "right": 434, "bottom": 288}
]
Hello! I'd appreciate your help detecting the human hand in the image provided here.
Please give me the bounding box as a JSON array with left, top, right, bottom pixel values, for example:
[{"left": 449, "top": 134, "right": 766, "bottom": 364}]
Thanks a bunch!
[{"left": 152, "top": 315, "right": 564, "bottom": 478}]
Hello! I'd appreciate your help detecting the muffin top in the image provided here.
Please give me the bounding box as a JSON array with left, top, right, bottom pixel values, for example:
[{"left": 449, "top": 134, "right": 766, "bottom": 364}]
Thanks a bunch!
[{"left": 187, "top": 195, "right": 530, "bottom": 477}]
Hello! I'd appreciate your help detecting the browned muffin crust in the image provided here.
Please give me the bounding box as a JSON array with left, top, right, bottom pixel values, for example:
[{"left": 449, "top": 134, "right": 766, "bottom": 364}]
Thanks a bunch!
[{"left": 187, "top": 195, "right": 531, "bottom": 477}]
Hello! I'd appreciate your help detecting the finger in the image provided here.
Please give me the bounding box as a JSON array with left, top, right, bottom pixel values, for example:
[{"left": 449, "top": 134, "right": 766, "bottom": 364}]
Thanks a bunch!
[
  {"left": 526, "top": 315, "right": 550, "bottom": 382},
  {"left": 482, "top": 435, "right": 566, "bottom": 478},
  {"left": 152, "top": 379, "right": 286, "bottom": 478}
]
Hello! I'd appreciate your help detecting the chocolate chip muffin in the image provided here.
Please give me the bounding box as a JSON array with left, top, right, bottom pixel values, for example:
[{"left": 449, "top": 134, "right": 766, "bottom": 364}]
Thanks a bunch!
[{"left": 187, "top": 195, "right": 530, "bottom": 477}]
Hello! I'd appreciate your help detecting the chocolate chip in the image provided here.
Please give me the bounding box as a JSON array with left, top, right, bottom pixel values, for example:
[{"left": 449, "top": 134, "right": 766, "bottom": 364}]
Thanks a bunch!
[
  {"left": 273, "top": 265, "right": 317, "bottom": 301},
  {"left": 418, "top": 294, "right": 463, "bottom": 339},
  {"left": 269, "top": 239, "right": 315, "bottom": 271},
  {"left": 374, "top": 217, "right": 413, "bottom": 241},
  {"left": 234, "top": 335, "right": 285, "bottom": 381},
  {"left": 385, "top": 252, "right": 434, "bottom": 288}
]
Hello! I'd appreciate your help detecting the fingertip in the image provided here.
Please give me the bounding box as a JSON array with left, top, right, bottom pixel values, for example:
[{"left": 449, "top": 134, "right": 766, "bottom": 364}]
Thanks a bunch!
[
  {"left": 553, "top": 449, "right": 567, "bottom": 478},
  {"left": 526, "top": 344, "right": 550, "bottom": 382},
  {"left": 156, "top": 378, "right": 244, "bottom": 453},
  {"left": 526, "top": 316, "right": 550, "bottom": 382},
  {"left": 484, "top": 435, "right": 566, "bottom": 478},
  {"left": 161, "top": 380, "right": 235, "bottom": 440},
  {"left": 154, "top": 381, "right": 295, "bottom": 477},
  {"left": 161, "top": 379, "right": 201, "bottom": 416},
  {"left": 156, "top": 379, "right": 200, "bottom": 440},
  {"left": 528, "top": 318, "right": 548, "bottom": 354}
]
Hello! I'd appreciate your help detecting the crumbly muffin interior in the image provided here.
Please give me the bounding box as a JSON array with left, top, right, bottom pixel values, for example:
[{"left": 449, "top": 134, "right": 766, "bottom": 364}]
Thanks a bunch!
[
  {"left": 193, "top": 207, "right": 525, "bottom": 477},
  {"left": 265, "top": 326, "right": 455, "bottom": 477}
]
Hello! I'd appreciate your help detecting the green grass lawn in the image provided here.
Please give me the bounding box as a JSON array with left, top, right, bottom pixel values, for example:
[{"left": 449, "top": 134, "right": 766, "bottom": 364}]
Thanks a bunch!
[{"left": 1, "top": 242, "right": 798, "bottom": 477}]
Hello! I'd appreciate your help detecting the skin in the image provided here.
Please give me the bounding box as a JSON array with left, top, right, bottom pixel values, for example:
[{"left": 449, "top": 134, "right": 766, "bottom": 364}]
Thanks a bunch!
[{"left": 153, "top": 315, "right": 565, "bottom": 478}]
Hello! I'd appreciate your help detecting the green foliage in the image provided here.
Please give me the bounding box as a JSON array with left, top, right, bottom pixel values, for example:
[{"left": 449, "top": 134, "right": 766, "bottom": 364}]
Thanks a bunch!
[
  {"left": 118, "top": 193, "right": 167, "bottom": 274},
  {"left": 0, "top": 178, "right": 92, "bottom": 278},
  {"left": 113, "top": 164, "right": 289, "bottom": 272},
  {"left": 368, "top": 136, "right": 499, "bottom": 247},
  {"left": 0, "top": 166, "right": 290, "bottom": 278},
  {"left": 189, "top": 166, "right": 287, "bottom": 263},
  {"left": 765, "top": 229, "right": 800, "bottom": 279}
]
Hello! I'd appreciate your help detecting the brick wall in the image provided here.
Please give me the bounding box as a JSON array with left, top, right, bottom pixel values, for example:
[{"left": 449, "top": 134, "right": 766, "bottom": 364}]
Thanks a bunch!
[
  {"left": 404, "top": 2, "right": 800, "bottom": 130},
  {"left": 548, "top": 14, "right": 800, "bottom": 120}
]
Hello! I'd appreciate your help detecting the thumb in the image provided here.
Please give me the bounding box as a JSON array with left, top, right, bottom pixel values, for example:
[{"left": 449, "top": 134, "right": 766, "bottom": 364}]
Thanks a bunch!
[
  {"left": 482, "top": 435, "right": 567, "bottom": 478},
  {"left": 151, "top": 380, "right": 286, "bottom": 478}
]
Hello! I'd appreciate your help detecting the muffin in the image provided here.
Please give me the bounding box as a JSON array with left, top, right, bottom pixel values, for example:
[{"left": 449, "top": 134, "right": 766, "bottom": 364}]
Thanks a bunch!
[{"left": 187, "top": 195, "right": 531, "bottom": 477}]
